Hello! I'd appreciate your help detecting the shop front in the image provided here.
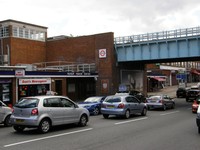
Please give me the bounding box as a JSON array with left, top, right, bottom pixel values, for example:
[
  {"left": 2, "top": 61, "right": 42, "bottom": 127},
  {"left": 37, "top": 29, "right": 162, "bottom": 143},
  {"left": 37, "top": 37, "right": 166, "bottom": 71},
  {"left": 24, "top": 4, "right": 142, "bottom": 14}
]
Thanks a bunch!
[
  {"left": 0, "top": 79, "right": 12, "bottom": 106},
  {"left": 18, "top": 78, "right": 51, "bottom": 100}
]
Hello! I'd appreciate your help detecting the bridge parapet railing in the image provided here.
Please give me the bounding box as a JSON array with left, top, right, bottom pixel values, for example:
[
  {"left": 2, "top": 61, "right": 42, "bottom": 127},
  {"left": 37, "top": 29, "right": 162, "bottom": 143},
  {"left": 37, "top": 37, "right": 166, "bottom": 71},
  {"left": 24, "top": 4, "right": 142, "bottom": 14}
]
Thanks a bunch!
[
  {"left": 114, "top": 26, "right": 200, "bottom": 45},
  {"left": 32, "top": 61, "right": 96, "bottom": 72}
]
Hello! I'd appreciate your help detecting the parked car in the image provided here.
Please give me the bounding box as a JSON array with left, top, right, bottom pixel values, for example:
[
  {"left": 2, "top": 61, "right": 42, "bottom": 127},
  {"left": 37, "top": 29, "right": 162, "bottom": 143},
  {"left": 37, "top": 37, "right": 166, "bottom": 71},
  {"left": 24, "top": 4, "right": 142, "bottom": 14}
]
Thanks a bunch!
[
  {"left": 196, "top": 106, "right": 200, "bottom": 133},
  {"left": 115, "top": 90, "right": 146, "bottom": 103},
  {"left": 0, "top": 101, "right": 12, "bottom": 127},
  {"left": 78, "top": 96, "right": 106, "bottom": 115},
  {"left": 176, "top": 87, "right": 189, "bottom": 98},
  {"left": 10, "top": 95, "right": 90, "bottom": 133},
  {"left": 192, "top": 97, "right": 200, "bottom": 113},
  {"left": 146, "top": 95, "right": 175, "bottom": 111},
  {"left": 101, "top": 94, "right": 147, "bottom": 119},
  {"left": 186, "top": 89, "right": 200, "bottom": 102}
]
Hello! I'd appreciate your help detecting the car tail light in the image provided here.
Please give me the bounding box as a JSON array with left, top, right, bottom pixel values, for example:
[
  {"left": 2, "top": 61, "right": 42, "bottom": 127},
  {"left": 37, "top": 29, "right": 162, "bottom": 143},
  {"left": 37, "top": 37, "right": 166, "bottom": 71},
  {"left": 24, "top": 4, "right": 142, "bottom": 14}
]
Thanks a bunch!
[
  {"left": 31, "top": 108, "right": 38, "bottom": 116},
  {"left": 159, "top": 100, "right": 164, "bottom": 104},
  {"left": 118, "top": 103, "right": 125, "bottom": 108}
]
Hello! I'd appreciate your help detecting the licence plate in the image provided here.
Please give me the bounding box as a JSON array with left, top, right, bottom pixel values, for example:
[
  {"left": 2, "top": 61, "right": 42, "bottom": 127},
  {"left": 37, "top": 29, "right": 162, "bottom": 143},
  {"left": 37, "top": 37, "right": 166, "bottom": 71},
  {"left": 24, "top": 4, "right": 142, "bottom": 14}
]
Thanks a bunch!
[
  {"left": 106, "top": 105, "right": 115, "bottom": 109},
  {"left": 16, "top": 119, "right": 24, "bottom": 123}
]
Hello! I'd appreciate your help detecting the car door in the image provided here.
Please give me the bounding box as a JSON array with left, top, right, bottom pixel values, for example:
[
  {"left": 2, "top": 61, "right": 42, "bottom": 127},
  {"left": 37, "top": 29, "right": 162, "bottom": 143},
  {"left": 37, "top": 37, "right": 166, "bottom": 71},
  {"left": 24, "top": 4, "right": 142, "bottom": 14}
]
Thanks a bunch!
[
  {"left": 44, "top": 98, "right": 64, "bottom": 125},
  {"left": 60, "top": 98, "right": 80, "bottom": 124},
  {"left": 125, "top": 96, "right": 140, "bottom": 114},
  {"left": 163, "top": 95, "right": 172, "bottom": 107}
]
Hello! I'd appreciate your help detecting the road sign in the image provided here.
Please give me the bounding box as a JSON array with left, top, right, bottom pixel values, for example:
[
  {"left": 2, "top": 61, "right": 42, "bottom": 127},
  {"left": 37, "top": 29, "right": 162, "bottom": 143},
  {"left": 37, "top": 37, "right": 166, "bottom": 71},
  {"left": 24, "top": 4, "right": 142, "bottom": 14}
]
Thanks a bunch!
[{"left": 176, "top": 74, "right": 187, "bottom": 80}]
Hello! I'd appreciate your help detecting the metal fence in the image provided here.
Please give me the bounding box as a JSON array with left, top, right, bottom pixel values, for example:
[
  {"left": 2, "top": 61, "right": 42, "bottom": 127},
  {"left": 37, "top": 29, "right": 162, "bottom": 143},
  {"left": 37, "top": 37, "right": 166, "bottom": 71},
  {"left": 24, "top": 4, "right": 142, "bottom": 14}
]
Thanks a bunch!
[{"left": 114, "top": 26, "right": 200, "bottom": 45}]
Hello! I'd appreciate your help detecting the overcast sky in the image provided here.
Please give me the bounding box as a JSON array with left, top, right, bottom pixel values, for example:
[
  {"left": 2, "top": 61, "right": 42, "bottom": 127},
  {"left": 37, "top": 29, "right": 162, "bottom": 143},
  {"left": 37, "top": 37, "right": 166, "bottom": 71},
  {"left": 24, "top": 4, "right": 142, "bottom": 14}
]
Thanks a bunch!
[{"left": 1, "top": 0, "right": 200, "bottom": 37}]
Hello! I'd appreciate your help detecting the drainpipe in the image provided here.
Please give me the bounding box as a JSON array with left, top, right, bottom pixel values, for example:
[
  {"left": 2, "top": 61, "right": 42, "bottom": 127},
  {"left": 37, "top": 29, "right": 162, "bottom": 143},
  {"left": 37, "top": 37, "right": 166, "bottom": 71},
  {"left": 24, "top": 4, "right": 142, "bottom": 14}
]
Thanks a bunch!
[{"left": 7, "top": 44, "right": 10, "bottom": 66}]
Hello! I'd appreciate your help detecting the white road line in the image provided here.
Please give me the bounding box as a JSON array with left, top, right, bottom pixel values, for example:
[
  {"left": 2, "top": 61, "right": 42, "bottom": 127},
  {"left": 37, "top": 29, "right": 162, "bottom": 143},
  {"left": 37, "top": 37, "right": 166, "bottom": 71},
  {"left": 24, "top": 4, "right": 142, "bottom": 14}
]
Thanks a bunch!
[
  {"left": 160, "top": 111, "right": 180, "bottom": 116},
  {"left": 115, "top": 117, "right": 148, "bottom": 125},
  {"left": 4, "top": 128, "right": 93, "bottom": 148}
]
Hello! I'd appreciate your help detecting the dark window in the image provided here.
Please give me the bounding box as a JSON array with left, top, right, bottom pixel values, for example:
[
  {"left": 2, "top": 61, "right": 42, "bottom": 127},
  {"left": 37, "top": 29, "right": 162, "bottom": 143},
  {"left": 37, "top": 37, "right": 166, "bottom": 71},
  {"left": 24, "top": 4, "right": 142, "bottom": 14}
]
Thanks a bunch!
[
  {"left": 43, "top": 98, "right": 61, "bottom": 107},
  {"left": 60, "top": 98, "right": 75, "bottom": 108}
]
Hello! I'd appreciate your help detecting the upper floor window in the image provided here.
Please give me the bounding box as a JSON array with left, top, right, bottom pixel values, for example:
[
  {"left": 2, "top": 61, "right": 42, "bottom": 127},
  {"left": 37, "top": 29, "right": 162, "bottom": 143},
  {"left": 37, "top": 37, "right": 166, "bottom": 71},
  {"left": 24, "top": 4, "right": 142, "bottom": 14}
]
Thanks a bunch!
[
  {"left": 0, "top": 26, "right": 9, "bottom": 38},
  {"left": 12, "top": 26, "right": 45, "bottom": 41}
]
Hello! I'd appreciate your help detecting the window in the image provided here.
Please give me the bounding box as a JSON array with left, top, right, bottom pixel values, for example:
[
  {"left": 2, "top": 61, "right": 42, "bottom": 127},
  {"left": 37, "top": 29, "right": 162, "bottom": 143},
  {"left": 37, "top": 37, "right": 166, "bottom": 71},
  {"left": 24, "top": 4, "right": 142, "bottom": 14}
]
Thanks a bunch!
[
  {"left": 15, "top": 98, "right": 39, "bottom": 108},
  {"left": 11, "top": 26, "right": 46, "bottom": 41},
  {"left": 61, "top": 98, "right": 75, "bottom": 108},
  {"left": 0, "top": 26, "right": 9, "bottom": 38},
  {"left": 43, "top": 98, "right": 61, "bottom": 107},
  {"left": 126, "top": 96, "right": 139, "bottom": 103}
]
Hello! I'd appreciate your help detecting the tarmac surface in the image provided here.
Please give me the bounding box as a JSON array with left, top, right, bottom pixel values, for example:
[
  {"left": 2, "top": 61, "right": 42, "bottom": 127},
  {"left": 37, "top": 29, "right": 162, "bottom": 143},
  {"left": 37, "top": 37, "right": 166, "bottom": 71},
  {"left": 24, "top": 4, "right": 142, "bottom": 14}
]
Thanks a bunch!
[{"left": 147, "top": 82, "right": 197, "bottom": 98}]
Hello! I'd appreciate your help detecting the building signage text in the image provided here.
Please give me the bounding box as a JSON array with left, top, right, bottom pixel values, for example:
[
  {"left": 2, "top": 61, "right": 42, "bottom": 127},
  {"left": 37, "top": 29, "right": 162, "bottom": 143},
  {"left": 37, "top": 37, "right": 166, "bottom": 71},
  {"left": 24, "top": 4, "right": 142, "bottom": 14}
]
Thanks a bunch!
[{"left": 19, "top": 78, "right": 51, "bottom": 85}]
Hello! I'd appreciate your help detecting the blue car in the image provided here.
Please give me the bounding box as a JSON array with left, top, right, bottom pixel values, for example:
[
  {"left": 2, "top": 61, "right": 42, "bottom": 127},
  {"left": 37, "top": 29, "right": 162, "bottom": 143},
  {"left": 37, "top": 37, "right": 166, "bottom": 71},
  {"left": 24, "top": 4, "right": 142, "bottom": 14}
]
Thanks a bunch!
[{"left": 78, "top": 96, "right": 106, "bottom": 115}]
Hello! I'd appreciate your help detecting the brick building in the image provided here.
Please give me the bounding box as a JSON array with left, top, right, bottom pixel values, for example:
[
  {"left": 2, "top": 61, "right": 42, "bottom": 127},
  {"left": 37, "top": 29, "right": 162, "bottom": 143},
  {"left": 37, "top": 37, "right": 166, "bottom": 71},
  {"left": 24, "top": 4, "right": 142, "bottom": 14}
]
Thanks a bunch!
[{"left": 0, "top": 19, "right": 119, "bottom": 105}]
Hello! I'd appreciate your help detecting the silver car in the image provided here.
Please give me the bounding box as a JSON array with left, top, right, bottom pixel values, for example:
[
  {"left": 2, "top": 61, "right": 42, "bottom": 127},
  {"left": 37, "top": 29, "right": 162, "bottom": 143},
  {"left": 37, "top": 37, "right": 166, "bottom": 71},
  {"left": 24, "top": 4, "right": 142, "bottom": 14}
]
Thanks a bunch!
[
  {"left": 146, "top": 95, "right": 175, "bottom": 110},
  {"left": 0, "top": 101, "right": 12, "bottom": 127},
  {"left": 10, "top": 96, "right": 90, "bottom": 133},
  {"left": 101, "top": 95, "right": 147, "bottom": 119}
]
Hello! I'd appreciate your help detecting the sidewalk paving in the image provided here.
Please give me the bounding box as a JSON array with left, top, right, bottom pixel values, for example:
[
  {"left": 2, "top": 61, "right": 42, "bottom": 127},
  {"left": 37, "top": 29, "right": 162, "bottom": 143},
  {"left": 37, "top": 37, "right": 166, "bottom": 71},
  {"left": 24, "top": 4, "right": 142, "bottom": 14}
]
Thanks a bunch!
[{"left": 147, "top": 82, "right": 197, "bottom": 98}]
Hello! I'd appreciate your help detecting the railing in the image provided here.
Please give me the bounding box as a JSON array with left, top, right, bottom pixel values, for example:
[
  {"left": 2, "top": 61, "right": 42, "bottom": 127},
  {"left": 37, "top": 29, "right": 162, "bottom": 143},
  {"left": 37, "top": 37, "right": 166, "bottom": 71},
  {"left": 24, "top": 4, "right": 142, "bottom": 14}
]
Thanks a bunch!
[
  {"left": 114, "top": 26, "right": 200, "bottom": 45},
  {"left": 32, "top": 61, "right": 96, "bottom": 72}
]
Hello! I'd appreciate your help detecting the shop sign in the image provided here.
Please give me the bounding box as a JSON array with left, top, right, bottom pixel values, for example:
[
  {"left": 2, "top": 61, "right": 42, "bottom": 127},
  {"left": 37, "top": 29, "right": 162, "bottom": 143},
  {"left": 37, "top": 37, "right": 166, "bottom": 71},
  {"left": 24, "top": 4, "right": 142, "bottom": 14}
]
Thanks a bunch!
[
  {"left": 15, "top": 69, "right": 25, "bottom": 77},
  {"left": 66, "top": 72, "right": 93, "bottom": 76},
  {"left": 99, "top": 49, "right": 107, "bottom": 58},
  {"left": 19, "top": 78, "right": 51, "bottom": 85}
]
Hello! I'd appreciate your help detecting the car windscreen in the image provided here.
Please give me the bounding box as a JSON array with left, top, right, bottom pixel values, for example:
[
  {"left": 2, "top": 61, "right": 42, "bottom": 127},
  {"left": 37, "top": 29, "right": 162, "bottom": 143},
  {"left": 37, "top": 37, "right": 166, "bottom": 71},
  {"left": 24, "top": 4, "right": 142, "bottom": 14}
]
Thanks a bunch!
[
  {"left": 85, "top": 97, "right": 101, "bottom": 103},
  {"left": 14, "top": 98, "right": 39, "bottom": 108},
  {"left": 148, "top": 96, "right": 160, "bottom": 100}
]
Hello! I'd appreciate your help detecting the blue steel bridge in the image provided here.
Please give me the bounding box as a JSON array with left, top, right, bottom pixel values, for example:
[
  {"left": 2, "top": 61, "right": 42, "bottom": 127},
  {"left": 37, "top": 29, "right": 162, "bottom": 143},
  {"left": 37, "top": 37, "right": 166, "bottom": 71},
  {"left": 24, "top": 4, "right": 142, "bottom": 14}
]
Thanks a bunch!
[{"left": 114, "top": 26, "right": 200, "bottom": 63}]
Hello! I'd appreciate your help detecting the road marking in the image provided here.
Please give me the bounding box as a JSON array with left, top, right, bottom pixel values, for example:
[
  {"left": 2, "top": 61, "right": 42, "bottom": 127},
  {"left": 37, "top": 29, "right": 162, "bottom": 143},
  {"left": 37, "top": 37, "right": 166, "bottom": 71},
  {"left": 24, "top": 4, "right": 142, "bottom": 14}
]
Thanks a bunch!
[
  {"left": 4, "top": 128, "right": 93, "bottom": 148},
  {"left": 115, "top": 117, "right": 148, "bottom": 125},
  {"left": 160, "top": 111, "right": 180, "bottom": 116}
]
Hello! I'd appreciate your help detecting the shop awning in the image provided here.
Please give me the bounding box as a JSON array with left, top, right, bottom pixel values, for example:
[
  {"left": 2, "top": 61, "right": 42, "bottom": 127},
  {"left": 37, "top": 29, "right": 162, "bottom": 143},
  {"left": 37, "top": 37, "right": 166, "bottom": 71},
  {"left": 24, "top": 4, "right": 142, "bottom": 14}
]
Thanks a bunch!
[
  {"left": 191, "top": 70, "right": 200, "bottom": 75},
  {"left": 152, "top": 77, "right": 166, "bottom": 82}
]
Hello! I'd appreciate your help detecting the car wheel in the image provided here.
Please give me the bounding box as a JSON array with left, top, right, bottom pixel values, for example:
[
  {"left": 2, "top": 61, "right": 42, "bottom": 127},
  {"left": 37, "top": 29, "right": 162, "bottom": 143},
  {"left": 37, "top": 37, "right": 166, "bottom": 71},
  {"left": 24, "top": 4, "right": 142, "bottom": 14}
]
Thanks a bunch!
[
  {"left": 4, "top": 115, "right": 11, "bottom": 127},
  {"left": 79, "top": 114, "right": 88, "bottom": 127},
  {"left": 124, "top": 110, "right": 130, "bottom": 119},
  {"left": 38, "top": 119, "right": 51, "bottom": 133},
  {"left": 13, "top": 125, "right": 25, "bottom": 132},
  {"left": 163, "top": 105, "right": 167, "bottom": 111},
  {"left": 103, "top": 114, "right": 109, "bottom": 119},
  {"left": 93, "top": 107, "right": 100, "bottom": 115},
  {"left": 141, "top": 108, "right": 147, "bottom": 116}
]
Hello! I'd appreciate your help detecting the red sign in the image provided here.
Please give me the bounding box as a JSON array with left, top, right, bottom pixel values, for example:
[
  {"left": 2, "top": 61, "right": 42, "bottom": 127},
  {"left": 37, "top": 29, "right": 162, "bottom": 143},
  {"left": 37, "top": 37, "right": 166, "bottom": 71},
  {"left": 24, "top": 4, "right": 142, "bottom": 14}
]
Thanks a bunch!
[
  {"left": 15, "top": 70, "right": 25, "bottom": 77},
  {"left": 19, "top": 78, "right": 51, "bottom": 85},
  {"left": 99, "top": 49, "right": 107, "bottom": 58}
]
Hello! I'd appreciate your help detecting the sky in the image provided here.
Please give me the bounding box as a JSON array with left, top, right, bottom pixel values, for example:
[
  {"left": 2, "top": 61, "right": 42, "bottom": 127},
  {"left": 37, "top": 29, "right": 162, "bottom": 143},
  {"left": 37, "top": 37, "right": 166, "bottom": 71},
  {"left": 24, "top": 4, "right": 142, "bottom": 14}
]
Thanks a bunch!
[{"left": 1, "top": 0, "right": 200, "bottom": 37}]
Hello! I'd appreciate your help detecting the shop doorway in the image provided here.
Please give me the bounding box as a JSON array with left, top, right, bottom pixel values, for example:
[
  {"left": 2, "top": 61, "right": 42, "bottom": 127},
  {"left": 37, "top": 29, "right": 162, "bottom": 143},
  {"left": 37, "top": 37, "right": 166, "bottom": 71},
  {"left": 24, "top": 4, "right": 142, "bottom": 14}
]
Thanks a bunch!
[
  {"left": 55, "top": 80, "right": 62, "bottom": 95},
  {"left": 67, "top": 78, "right": 96, "bottom": 101}
]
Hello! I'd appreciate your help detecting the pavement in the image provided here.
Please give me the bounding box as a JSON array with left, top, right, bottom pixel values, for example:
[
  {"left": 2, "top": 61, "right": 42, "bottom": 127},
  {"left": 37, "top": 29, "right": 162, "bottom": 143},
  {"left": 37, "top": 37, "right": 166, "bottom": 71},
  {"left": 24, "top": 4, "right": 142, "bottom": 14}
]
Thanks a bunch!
[{"left": 147, "top": 82, "right": 197, "bottom": 98}]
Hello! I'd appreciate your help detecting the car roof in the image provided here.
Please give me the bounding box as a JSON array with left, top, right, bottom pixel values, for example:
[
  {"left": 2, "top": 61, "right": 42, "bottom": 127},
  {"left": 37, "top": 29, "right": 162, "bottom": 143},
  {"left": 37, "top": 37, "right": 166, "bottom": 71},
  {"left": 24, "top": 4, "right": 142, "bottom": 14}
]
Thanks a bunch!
[{"left": 19, "top": 95, "right": 70, "bottom": 99}]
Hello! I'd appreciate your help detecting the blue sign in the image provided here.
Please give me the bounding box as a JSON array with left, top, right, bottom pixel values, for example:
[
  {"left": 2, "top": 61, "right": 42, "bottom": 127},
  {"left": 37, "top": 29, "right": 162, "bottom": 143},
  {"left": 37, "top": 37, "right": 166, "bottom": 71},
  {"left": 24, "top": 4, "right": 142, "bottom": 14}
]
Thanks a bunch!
[{"left": 176, "top": 74, "right": 187, "bottom": 80}]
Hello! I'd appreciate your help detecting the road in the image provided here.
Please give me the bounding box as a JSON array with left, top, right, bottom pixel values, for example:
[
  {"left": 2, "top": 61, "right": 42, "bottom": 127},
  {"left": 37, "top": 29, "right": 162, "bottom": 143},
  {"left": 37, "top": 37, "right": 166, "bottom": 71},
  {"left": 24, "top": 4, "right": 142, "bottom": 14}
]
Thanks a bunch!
[{"left": 0, "top": 97, "right": 199, "bottom": 150}]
